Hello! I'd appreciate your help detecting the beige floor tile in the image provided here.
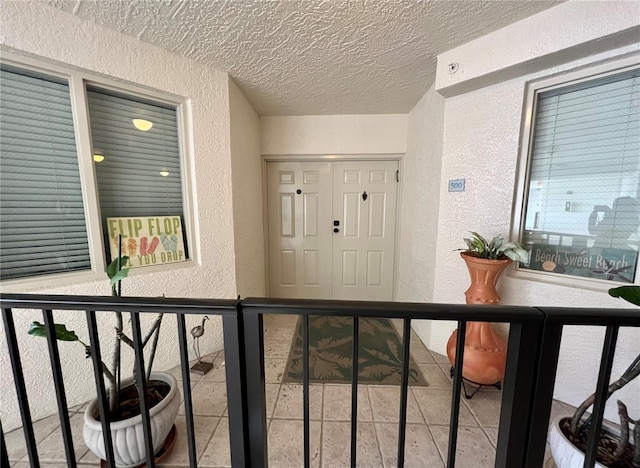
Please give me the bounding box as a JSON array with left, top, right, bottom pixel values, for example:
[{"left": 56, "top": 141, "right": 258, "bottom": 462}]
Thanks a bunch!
[
  {"left": 483, "top": 427, "right": 499, "bottom": 447},
  {"left": 430, "top": 426, "right": 495, "bottom": 468},
  {"left": 411, "top": 387, "right": 477, "bottom": 426},
  {"left": 181, "top": 381, "right": 227, "bottom": 417},
  {"left": 167, "top": 362, "right": 204, "bottom": 384},
  {"left": 78, "top": 441, "right": 102, "bottom": 464},
  {"left": 33, "top": 413, "right": 88, "bottom": 463},
  {"left": 69, "top": 402, "right": 88, "bottom": 413},
  {"left": 263, "top": 339, "right": 294, "bottom": 359},
  {"left": 558, "top": 400, "right": 577, "bottom": 414},
  {"left": 409, "top": 334, "right": 436, "bottom": 364},
  {"left": 461, "top": 390, "right": 502, "bottom": 426},
  {"left": 158, "top": 415, "right": 218, "bottom": 466},
  {"left": 264, "top": 358, "right": 287, "bottom": 383},
  {"left": 412, "top": 363, "right": 452, "bottom": 389},
  {"left": 267, "top": 419, "right": 321, "bottom": 468},
  {"left": 321, "top": 421, "right": 381, "bottom": 467},
  {"left": 376, "top": 422, "right": 444, "bottom": 468},
  {"left": 264, "top": 314, "right": 299, "bottom": 328},
  {"left": 322, "top": 385, "right": 373, "bottom": 422},
  {"left": 367, "top": 386, "right": 424, "bottom": 424},
  {"left": 5, "top": 413, "right": 61, "bottom": 461},
  {"left": 200, "top": 357, "right": 228, "bottom": 382},
  {"left": 199, "top": 417, "right": 230, "bottom": 467},
  {"left": 437, "top": 361, "right": 453, "bottom": 377},
  {"left": 273, "top": 384, "right": 323, "bottom": 420},
  {"left": 430, "top": 351, "right": 451, "bottom": 365},
  {"left": 266, "top": 384, "right": 280, "bottom": 418},
  {"left": 264, "top": 326, "right": 296, "bottom": 342}
]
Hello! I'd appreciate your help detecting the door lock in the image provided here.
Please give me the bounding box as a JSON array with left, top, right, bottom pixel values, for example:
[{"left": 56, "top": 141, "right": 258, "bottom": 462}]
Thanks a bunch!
[
  {"left": 333, "top": 220, "right": 340, "bottom": 226},
  {"left": 333, "top": 228, "right": 339, "bottom": 233}
]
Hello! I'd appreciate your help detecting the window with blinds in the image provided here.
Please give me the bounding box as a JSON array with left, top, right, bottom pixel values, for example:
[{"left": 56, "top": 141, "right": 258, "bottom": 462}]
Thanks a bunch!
[
  {"left": 87, "top": 86, "right": 188, "bottom": 262},
  {"left": 0, "top": 66, "right": 91, "bottom": 280},
  {"left": 0, "top": 62, "right": 189, "bottom": 283},
  {"left": 521, "top": 67, "right": 640, "bottom": 283}
]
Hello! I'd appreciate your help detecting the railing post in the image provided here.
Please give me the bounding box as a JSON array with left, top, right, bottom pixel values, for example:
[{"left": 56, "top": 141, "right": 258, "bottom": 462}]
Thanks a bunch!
[
  {"left": 496, "top": 318, "right": 544, "bottom": 468},
  {"left": 523, "top": 318, "right": 563, "bottom": 468},
  {"left": 223, "top": 306, "right": 251, "bottom": 467},
  {"left": 242, "top": 310, "right": 268, "bottom": 467}
]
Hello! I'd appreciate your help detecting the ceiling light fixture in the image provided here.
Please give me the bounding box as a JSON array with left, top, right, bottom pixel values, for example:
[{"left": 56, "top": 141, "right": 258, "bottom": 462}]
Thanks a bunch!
[
  {"left": 93, "top": 153, "right": 105, "bottom": 162},
  {"left": 160, "top": 170, "right": 170, "bottom": 177},
  {"left": 132, "top": 119, "right": 153, "bottom": 131}
]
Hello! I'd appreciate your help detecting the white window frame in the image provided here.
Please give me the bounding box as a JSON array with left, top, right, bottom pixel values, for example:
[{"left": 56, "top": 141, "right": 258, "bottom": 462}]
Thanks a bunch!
[
  {"left": 0, "top": 52, "right": 197, "bottom": 292},
  {"left": 511, "top": 54, "right": 640, "bottom": 291}
]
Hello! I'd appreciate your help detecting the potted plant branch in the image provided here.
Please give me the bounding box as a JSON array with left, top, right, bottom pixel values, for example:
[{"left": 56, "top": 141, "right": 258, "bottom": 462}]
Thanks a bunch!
[
  {"left": 28, "top": 251, "right": 180, "bottom": 467},
  {"left": 550, "top": 285, "right": 639, "bottom": 468}
]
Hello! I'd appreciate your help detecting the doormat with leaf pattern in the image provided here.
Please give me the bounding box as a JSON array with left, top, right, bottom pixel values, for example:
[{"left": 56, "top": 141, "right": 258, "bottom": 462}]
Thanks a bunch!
[{"left": 284, "top": 316, "right": 428, "bottom": 386}]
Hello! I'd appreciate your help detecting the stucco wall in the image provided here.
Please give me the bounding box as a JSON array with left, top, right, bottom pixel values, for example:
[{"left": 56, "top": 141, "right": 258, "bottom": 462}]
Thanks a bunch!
[
  {"left": 428, "top": 3, "right": 640, "bottom": 420},
  {"left": 397, "top": 85, "right": 445, "bottom": 345},
  {"left": 436, "top": 0, "right": 640, "bottom": 97},
  {"left": 0, "top": 2, "right": 236, "bottom": 431},
  {"left": 229, "top": 79, "right": 266, "bottom": 297},
  {"left": 260, "top": 114, "right": 407, "bottom": 155}
]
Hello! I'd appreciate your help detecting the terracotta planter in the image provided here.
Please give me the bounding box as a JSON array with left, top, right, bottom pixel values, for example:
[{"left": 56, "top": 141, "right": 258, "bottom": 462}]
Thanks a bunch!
[
  {"left": 83, "top": 372, "right": 180, "bottom": 467},
  {"left": 459, "top": 252, "right": 511, "bottom": 305},
  {"left": 446, "top": 252, "right": 510, "bottom": 385}
]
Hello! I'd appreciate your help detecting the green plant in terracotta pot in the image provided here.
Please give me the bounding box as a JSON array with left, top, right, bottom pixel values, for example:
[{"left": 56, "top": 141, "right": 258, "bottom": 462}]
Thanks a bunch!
[
  {"left": 458, "top": 232, "right": 529, "bottom": 305},
  {"left": 550, "top": 285, "right": 639, "bottom": 468},
  {"left": 460, "top": 231, "right": 529, "bottom": 262},
  {"left": 447, "top": 232, "right": 530, "bottom": 396}
]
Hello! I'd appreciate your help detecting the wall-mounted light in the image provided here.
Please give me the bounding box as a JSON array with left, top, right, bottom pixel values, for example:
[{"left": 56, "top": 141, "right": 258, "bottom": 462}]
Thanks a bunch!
[
  {"left": 132, "top": 119, "right": 153, "bottom": 131},
  {"left": 93, "top": 152, "right": 105, "bottom": 162},
  {"left": 160, "top": 170, "right": 170, "bottom": 177}
]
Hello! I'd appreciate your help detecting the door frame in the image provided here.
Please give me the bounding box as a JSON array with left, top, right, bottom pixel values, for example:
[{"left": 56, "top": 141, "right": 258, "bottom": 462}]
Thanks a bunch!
[{"left": 261, "top": 154, "right": 404, "bottom": 300}]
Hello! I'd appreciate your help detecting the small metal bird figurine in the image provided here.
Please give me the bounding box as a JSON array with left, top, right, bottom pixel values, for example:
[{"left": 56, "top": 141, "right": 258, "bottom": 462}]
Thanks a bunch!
[{"left": 190, "top": 316, "right": 209, "bottom": 366}]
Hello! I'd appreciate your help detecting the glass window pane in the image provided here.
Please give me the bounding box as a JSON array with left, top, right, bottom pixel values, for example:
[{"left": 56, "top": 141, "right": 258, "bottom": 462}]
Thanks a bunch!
[
  {"left": 521, "top": 68, "right": 640, "bottom": 283},
  {"left": 0, "top": 66, "right": 91, "bottom": 280},
  {"left": 87, "top": 86, "right": 188, "bottom": 265}
]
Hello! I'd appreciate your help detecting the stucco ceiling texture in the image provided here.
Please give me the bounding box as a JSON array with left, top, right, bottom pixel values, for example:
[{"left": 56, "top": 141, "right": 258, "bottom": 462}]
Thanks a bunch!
[{"left": 45, "top": 0, "right": 562, "bottom": 115}]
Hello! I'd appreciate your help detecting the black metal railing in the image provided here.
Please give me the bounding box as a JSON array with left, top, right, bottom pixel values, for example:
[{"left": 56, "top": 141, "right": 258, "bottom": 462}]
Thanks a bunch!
[
  {"left": 1, "top": 293, "right": 638, "bottom": 468},
  {"left": 1, "top": 295, "right": 246, "bottom": 468}
]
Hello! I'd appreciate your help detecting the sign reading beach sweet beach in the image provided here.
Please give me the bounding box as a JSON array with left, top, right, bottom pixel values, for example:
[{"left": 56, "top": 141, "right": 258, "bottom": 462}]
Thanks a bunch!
[{"left": 107, "top": 216, "right": 186, "bottom": 268}]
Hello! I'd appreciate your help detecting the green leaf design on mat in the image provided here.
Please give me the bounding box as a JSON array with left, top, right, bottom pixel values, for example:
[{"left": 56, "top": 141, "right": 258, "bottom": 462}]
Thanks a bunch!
[{"left": 284, "top": 316, "right": 428, "bottom": 386}]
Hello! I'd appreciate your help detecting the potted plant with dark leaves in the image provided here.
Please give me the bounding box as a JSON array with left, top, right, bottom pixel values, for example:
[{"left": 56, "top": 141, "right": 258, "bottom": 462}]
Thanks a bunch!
[
  {"left": 550, "top": 285, "right": 639, "bottom": 468},
  {"left": 28, "top": 253, "right": 180, "bottom": 467}
]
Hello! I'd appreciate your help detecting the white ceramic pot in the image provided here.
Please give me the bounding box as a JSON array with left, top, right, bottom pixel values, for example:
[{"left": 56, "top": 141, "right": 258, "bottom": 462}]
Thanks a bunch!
[
  {"left": 549, "top": 416, "right": 605, "bottom": 468},
  {"left": 83, "top": 372, "right": 181, "bottom": 468}
]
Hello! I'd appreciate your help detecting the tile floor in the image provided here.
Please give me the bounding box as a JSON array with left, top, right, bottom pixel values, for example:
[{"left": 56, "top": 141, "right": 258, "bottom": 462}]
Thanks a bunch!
[{"left": 6, "top": 314, "right": 568, "bottom": 467}]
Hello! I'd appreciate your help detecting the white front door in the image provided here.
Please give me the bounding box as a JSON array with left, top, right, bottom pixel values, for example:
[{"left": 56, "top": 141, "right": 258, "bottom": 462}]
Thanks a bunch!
[
  {"left": 267, "top": 160, "right": 398, "bottom": 301},
  {"left": 331, "top": 160, "right": 398, "bottom": 301},
  {"left": 267, "top": 161, "right": 333, "bottom": 299}
]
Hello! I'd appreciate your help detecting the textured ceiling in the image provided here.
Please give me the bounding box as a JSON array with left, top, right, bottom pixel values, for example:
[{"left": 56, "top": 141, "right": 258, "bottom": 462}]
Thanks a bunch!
[{"left": 44, "top": 0, "right": 563, "bottom": 115}]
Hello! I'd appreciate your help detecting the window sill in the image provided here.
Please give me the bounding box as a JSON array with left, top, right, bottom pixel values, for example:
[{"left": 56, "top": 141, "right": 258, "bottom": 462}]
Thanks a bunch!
[
  {"left": 0, "top": 259, "right": 197, "bottom": 294},
  {"left": 509, "top": 267, "right": 637, "bottom": 293}
]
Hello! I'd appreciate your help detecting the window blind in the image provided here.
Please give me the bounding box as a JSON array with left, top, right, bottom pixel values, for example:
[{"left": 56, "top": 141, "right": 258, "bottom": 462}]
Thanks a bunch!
[
  {"left": 0, "top": 67, "right": 91, "bottom": 280},
  {"left": 87, "top": 87, "right": 184, "bottom": 221},
  {"left": 524, "top": 69, "right": 640, "bottom": 245}
]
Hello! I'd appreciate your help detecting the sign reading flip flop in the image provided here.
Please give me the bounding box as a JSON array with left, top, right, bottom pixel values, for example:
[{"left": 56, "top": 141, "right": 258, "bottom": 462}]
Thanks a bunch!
[{"left": 107, "top": 216, "right": 186, "bottom": 268}]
